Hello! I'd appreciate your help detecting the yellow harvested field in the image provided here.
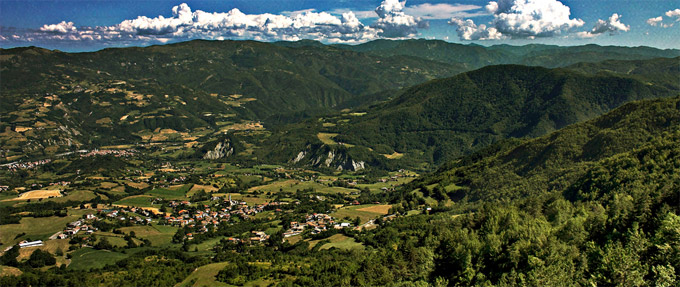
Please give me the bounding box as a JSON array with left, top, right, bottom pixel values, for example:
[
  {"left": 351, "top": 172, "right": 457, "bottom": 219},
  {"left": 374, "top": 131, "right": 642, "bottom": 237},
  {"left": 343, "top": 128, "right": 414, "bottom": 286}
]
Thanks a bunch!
[
  {"left": 125, "top": 181, "right": 149, "bottom": 190},
  {"left": 4, "top": 189, "right": 62, "bottom": 201},
  {"left": 356, "top": 204, "right": 392, "bottom": 215},
  {"left": 112, "top": 204, "right": 164, "bottom": 215},
  {"left": 317, "top": 133, "right": 338, "bottom": 145},
  {"left": 14, "top": 126, "right": 33, "bottom": 132},
  {"left": 100, "top": 182, "right": 119, "bottom": 189},
  {"left": 382, "top": 152, "right": 404, "bottom": 159},
  {"left": 0, "top": 266, "right": 22, "bottom": 277},
  {"left": 95, "top": 117, "right": 112, "bottom": 124}
]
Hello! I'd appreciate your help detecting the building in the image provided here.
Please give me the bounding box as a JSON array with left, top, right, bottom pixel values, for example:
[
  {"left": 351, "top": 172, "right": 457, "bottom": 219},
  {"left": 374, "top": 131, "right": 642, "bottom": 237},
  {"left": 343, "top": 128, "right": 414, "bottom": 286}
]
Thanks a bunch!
[{"left": 19, "top": 240, "right": 44, "bottom": 248}]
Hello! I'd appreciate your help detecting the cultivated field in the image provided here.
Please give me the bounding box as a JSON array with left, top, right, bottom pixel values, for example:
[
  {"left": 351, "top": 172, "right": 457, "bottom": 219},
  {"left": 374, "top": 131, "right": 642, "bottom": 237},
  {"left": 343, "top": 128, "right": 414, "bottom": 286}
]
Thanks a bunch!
[
  {"left": 0, "top": 210, "right": 89, "bottom": 246},
  {"left": 318, "top": 234, "right": 364, "bottom": 251},
  {"left": 331, "top": 204, "right": 391, "bottom": 224},
  {"left": 113, "top": 195, "right": 157, "bottom": 208},
  {"left": 4, "top": 189, "right": 62, "bottom": 201},
  {"left": 118, "top": 225, "right": 177, "bottom": 246},
  {"left": 68, "top": 248, "right": 128, "bottom": 270},
  {"left": 356, "top": 204, "right": 392, "bottom": 214},
  {"left": 178, "top": 261, "right": 231, "bottom": 287}
]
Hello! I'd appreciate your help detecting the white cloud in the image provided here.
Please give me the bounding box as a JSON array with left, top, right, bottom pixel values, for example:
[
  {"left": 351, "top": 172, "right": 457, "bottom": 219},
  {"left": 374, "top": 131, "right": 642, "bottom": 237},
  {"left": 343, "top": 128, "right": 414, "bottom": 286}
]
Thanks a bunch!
[
  {"left": 3, "top": 1, "right": 439, "bottom": 45},
  {"left": 449, "top": 0, "right": 584, "bottom": 40},
  {"left": 448, "top": 18, "right": 502, "bottom": 40},
  {"left": 647, "top": 16, "right": 663, "bottom": 26},
  {"left": 666, "top": 9, "right": 680, "bottom": 19},
  {"left": 488, "top": 0, "right": 584, "bottom": 38},
  {"left": 647, "top": 9, "right": 680, "bottom": 28},
  {"left": 39, "top": 21, "right": 77, "bottom": 33},
  {"left": 577, "top": 13, "right": 629, "bottom": 38},
  {"left": 403, "top": 3, "right": 486, "bottom": 19},
  {"left": 370, "top": 0, "right": 429, "bottom": 38}
]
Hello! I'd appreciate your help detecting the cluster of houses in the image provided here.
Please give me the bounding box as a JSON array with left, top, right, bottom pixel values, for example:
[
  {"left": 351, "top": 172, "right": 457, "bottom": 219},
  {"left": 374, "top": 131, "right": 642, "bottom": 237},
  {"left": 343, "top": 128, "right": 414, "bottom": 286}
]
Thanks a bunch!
[
  {"left": 220, "top": 231, "right": 270, "bottom": 244},
  {"left": 2, "top": 159, "right": 52, "bottom": 171},
  {"left": 104, "top": 207, "right": 154, "bottom": 223},
  {"left": 57, "top": 217, "right": 97, "bottom": 239},
  {"left": 81, "top": 149, "right": 136, "bottom": 158},
  {"left": 54, "top": 206, "right": 155, "bottom": 240},
  {"left": 284, "top": 213, "right": 352, "bottom": 238},
  {"left": 163, "top": 196, "right": 290, "bottom": 237}
]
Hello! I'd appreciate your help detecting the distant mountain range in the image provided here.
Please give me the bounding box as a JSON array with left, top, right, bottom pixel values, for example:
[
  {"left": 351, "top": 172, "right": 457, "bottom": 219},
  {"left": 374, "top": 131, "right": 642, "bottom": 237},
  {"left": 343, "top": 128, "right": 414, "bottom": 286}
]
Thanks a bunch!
[{"left": 1, "top": 39, "right": 678, "bottom": 166}]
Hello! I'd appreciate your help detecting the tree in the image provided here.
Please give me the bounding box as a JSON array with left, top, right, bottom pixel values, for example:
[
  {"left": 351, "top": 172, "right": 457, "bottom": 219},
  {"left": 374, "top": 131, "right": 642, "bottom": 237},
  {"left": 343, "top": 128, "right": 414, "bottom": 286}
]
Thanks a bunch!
[
  {"left": 0, "top": 245, "right": 19, "bottom": 266},
  {"left": 27, "top": 249, "right": 57, "bottom": 268},
  {"left": 95, "top": 237, "right": 113, "bottom": 250}
]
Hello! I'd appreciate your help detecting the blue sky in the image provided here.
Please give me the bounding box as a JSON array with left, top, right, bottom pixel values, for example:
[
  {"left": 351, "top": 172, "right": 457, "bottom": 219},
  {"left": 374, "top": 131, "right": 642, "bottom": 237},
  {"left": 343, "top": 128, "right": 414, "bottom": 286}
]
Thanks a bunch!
[{"left": 1, "top": 0, "right": 678, "bottom": 51}]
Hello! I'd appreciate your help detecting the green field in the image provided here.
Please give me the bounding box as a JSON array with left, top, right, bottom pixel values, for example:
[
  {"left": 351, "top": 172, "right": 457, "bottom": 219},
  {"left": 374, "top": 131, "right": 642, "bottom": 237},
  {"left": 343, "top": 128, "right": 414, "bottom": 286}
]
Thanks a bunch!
[
  {"left": 48, "top": 190, "right": 97, "bottom": 203},
  {"left": 356, "top": 177, "right": 414, "bottom": 193},
  {"left": 145, "top": 187, "right": 188, "bottom": 200},
  {"left": 114, "top": 195, "right": 158, "bottom": 208},
  {"left": 0, "top": 209, "right": 90, "bottom": 246},
  {"left": 318, "top": 234, "right": 364, "bottom": 251},
  {"left": 178, "top": 262, "right": 230, "bottom": 287},
  {"left": 92, "top": 233, "right": 129, "bottom": 248},
  {"left": 68, "top": 248, "right": 128, "bottom": 270},
  {"left": 118, "top": 224, "right": 177, "bottom": 247},
  {"left": 248, "top": 180, "right": 359, "bottom": 194}
]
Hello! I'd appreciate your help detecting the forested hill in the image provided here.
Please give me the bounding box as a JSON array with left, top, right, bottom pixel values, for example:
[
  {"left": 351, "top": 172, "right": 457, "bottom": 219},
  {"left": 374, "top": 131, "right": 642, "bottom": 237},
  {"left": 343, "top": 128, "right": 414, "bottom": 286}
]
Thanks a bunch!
[
  {"left": 334, "top": 61, "right": 680, "bottom": 166},
  {"left": 411, "top": 95, "right": 680, "bottom": 202}
]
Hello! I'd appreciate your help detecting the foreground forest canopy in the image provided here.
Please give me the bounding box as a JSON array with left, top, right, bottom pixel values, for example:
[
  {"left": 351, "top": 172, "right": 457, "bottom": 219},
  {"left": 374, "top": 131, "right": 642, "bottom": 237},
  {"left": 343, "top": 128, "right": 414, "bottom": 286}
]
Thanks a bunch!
[{"left": 0, "top": 39, "right": 679, "bottom": 286}]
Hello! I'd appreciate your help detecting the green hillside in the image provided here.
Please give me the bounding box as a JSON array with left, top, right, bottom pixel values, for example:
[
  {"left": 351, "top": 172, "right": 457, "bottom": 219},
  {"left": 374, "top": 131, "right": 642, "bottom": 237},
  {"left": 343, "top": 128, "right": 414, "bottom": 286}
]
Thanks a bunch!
[
  {"left": 413, "top": 96, "right": 680, "bottom": 202},
  {"left": 333, "top": 63, "right": 679, "bottom": 166}
]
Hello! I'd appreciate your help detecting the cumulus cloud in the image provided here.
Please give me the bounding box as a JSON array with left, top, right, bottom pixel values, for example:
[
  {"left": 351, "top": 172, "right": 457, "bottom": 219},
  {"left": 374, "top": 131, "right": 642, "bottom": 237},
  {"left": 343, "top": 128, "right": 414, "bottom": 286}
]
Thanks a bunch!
[
  {"left": 666, "top": 9, "right": 680, "bottom": 19},
  {"left": 647, "top": 16, "right": 663, "bottom": 26},
  {"left": 448, "top": 0, "right": 584, "bottom": 40},
  {"left": 647, "top": 9, "right": 680, "bottom": 28},
  {"left": 488, "top": 0, "right": 584, "bottom": 38},
  {"left": 448, "top": 18, "right": 501, "bottom": 40},
  {"left": 1, "top": 1, "right": 434, "bottom": 46},
  {"left": 370, "top": 0, "right": 428, "bottom": 38},
  {"left": 39, "top": 21, "right": 77, "bottom": 33},
  {"left": 577, "top": 13, "right": 629, "bottom": 38}
]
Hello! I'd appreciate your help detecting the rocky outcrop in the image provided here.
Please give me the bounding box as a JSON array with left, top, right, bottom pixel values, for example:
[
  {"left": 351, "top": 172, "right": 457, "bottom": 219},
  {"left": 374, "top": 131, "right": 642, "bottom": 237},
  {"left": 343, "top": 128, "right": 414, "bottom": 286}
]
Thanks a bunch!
[
  {"left": 291, "top": 144, "right": 365, "bottom": 171},
  {"left": 203, "top": 140, "right": 234, "bottom": 160}
]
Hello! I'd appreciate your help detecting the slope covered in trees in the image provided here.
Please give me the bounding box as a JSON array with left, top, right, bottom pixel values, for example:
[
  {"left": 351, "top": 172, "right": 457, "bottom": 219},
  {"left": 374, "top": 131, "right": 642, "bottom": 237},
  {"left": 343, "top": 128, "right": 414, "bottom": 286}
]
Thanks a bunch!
[
  {"left": 334, "top": 62, "right": 679, "bottom": 166},
  {"left": 413, "top": 95, "right": 680, "bottom": 202}
]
